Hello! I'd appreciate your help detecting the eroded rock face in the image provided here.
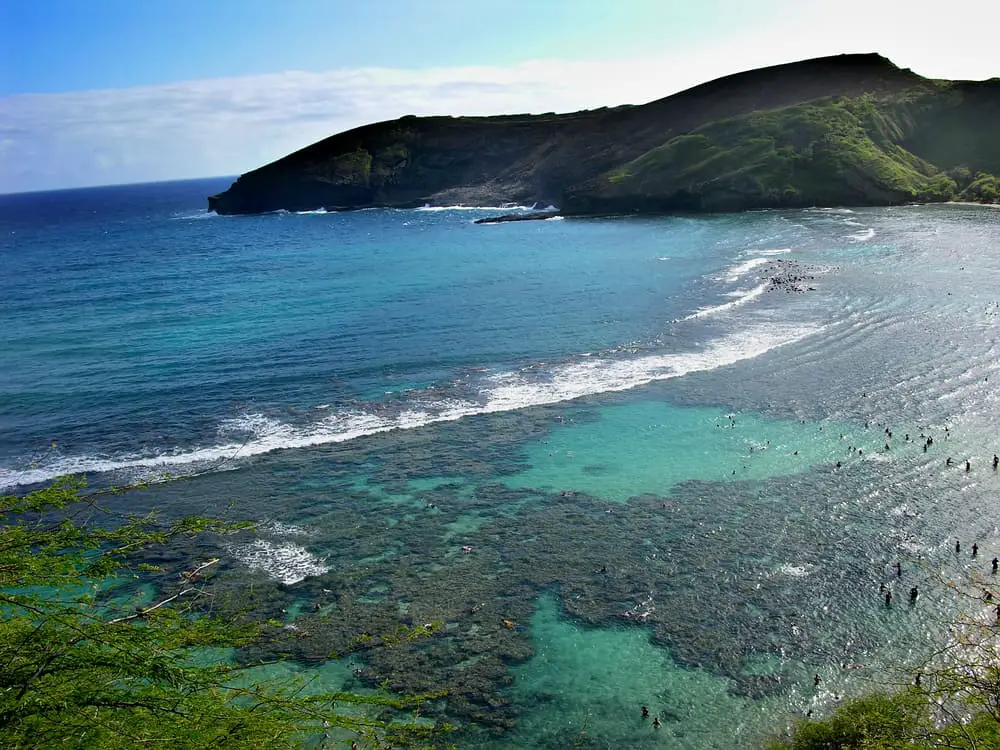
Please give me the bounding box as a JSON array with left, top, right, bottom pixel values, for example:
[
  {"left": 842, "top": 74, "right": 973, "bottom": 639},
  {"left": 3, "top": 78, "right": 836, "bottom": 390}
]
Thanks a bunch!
[{"left": 209, "top": 54, "right": 999, "bottom": 217}]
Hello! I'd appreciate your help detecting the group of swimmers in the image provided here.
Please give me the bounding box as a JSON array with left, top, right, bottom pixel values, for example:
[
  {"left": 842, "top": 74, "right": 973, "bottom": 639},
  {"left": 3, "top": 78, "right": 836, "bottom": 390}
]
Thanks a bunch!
[
  {"left": 640, "top": 705, "right": 661, "bottom": 728},
  {"left": 879, "top": 545, "right": 1000, "bottom": 624},
  {"left": 878, "top": 561, "right": 921, "bottom": 607},
  {"left": 943, "top": 455, "right": 998, "bottom": 470}
]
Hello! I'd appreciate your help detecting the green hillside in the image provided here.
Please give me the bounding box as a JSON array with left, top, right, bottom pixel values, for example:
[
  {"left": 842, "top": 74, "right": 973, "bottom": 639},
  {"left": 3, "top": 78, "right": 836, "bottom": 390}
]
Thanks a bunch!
[{"left": 208, "top": 56, "right": 999, "bottom": 216}]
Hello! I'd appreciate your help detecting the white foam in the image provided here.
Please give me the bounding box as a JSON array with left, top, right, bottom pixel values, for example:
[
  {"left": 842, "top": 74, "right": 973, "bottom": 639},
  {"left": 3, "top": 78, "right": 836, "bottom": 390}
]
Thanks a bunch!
[
  {"left": 260, "top": 520, "right": 311, "bottom": 536},
  {"left": 226, "top": 539, "right": 329, "bottom": 585},
  {"left": 294, "top": 208, "right": 329, "bottom": 215},
  {"left": 479, "top": 322, "right": 819, "bottom": 412},
  {"left": 846, "top": 228, "right": 876, "bottom": 243},
  {"left": 677, "top": 282, "right": 770, "bottom": 321},
  {"left": 218, "top": 412, "right": 289, "bottom": 439},
  {"left": 415, "top": 204, "right": 532, "bottom": 212},
  {"left": 721, "top": 257, "right": 769, "bottom": 283},
  {"left": 0, "top": 323, "right": 820, "bottom": 490},
  {"left": 171, "top": 210, "right": 219, "bottom": 221},
  {"left": 776, "top": 563, "right": 814, "bottom": 578},
  {"left": 757, "top": 248, "right": 792, "bottom": 256}
]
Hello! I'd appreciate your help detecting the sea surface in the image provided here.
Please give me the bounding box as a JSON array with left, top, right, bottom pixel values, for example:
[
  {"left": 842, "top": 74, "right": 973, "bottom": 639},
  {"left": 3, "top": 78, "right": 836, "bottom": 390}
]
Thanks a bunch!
[{"left": 2, "top": 178, "right": 1000, "bottom": 747}]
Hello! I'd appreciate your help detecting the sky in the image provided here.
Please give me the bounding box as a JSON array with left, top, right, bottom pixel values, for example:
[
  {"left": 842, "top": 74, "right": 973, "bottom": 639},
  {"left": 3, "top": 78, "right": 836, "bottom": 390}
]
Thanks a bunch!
[{"left": 1, "top": 0, "right": 998, "bottom": 193}]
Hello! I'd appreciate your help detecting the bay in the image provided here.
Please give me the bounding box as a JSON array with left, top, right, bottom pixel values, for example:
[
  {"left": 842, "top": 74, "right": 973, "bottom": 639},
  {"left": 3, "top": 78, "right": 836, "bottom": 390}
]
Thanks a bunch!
[{"left": 2, "top": 179, "right": 999, "bottom": 747}]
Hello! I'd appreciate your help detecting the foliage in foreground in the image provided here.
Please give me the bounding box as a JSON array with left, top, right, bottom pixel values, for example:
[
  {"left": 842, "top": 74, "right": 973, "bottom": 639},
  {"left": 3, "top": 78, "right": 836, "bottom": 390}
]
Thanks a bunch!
[
  {"left": 0, "top": 479, "right": 447, "bottom": 749},
  {"left": 769, "top": 689, "right": 1000, "bottom": 750},
  {"left": 770, "top": 580, "right": 1000, "bottom": 750}
]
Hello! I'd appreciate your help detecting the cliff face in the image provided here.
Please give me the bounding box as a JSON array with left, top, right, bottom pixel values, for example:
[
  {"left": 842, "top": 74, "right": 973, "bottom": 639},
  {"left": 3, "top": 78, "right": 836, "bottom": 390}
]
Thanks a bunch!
[{"left": 208, "top": 54, "right": 1000, "bottom": 215}]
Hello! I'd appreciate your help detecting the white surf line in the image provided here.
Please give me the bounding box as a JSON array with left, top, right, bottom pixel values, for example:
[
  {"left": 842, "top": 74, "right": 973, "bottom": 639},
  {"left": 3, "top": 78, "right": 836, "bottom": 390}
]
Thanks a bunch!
[
  {"left": 676, "top": 282, "right": 770, "bottom": 321},
  {"left": 0, "top": 323, "right": 821, "bottom": 490},
  {"left": 846, "top": 228, "right": 876, "bottom": 242},
  {"left": 415, "top": 204, "right": 533, "bottom": 212},
  {"left": 720, "top": 257, "right": 770, "bottom": 283}
]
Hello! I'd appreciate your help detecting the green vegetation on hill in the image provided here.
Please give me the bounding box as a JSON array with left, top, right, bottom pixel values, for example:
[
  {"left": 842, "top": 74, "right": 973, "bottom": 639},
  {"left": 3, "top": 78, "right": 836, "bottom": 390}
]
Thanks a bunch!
[
  {"left": 960, "top": 172, "right": 1000, "bottom": 203},
  {"left": 564, "top": 93, "right": 968, "bottom": 213}
]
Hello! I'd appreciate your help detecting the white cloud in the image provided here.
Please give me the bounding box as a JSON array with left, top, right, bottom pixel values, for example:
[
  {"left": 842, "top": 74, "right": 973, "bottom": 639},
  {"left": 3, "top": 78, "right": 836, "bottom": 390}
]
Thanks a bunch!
[
  {"left": 2, "top": 5, "right": 997, "bottom": 194},
  {"left": 2, "top": 61, "right": 686, "bottom": 193}
]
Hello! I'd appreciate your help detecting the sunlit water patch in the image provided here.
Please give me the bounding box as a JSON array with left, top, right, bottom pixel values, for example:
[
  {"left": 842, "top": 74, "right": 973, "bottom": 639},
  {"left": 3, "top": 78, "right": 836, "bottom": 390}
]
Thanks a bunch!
[{"left": 505, "top": 400, "right": 919, "bottom": 502}]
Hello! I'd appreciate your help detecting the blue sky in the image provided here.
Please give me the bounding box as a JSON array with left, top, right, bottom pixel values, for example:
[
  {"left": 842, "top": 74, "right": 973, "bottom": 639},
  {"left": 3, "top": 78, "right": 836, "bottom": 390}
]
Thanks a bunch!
[{"left": 2, "top": 0, "right": 998, "bottom": 192}]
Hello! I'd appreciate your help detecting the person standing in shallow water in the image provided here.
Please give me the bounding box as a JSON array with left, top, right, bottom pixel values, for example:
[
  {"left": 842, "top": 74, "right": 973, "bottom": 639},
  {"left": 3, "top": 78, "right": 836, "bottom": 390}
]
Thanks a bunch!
[{"left": 992, "top": 557, "right": 998, "bottom": 574}]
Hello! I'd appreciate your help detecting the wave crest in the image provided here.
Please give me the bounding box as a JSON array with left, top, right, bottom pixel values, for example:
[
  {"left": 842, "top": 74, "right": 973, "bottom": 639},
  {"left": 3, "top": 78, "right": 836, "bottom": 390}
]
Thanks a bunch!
[{"left": 0, "top": 322, "right": 820, "bottom": 490}]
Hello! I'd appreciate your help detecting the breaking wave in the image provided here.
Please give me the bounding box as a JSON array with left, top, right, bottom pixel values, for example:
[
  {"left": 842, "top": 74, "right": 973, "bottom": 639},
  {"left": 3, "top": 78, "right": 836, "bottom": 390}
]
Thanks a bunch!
[
  {"left": 0, "top": 322, "right": 820, "bottom": 490},
  {"left": 720, "top": 257, "right": 770, "bottom": 283},
  {"left": 416, "top": 204, "right": 533, "bottom": 212},
  {"left": 677, "top": 282, "right": 771, "bottom": 321}
]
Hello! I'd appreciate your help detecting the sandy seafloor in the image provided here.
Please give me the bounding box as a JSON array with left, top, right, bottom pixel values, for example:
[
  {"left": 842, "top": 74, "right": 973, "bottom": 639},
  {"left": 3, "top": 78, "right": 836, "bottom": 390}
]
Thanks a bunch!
[{"left": 2, "top": 180, "right": 1000, "bottom": 747}]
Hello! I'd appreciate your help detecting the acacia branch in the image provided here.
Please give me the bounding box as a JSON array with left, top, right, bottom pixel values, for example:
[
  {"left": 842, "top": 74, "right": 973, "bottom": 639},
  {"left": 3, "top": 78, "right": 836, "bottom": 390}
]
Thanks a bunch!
[{"left": 106, "top": 587, "right": 200, "bottom": 624}]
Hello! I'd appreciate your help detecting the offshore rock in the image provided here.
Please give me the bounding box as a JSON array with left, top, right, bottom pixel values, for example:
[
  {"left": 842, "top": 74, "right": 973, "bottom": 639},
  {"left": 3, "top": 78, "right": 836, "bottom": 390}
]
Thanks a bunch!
[{"left": 473, "top": 210, "right": 561, "bottom": 224}]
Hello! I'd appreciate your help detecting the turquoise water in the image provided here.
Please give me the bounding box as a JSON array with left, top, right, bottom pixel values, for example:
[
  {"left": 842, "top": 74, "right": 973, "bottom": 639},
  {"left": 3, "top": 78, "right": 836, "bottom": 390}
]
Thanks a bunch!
[
  {"left": 505, "top": 401, "right": 899, "bottom": 502},
  {"left": 3, "top": 183, "right": 1000, "bottom": 746}
]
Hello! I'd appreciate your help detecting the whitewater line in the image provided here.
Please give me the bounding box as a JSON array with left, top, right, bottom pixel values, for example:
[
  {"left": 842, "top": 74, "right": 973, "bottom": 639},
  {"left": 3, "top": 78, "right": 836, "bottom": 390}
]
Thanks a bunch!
[{"left": 0, "top": 322, "right": 820, "bottom": 490}]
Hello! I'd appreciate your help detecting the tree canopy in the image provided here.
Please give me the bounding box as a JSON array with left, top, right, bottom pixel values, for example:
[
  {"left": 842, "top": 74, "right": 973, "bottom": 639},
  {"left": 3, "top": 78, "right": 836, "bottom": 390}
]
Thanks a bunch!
[{"left": 0, "top": 478, "right": 447, "bottom": 749}]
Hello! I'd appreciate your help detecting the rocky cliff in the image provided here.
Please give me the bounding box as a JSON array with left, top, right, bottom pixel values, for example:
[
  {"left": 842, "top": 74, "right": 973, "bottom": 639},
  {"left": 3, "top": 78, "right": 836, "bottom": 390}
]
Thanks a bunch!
[{"left": 208, "top": 54, "right": 1000, "bottom": 215}]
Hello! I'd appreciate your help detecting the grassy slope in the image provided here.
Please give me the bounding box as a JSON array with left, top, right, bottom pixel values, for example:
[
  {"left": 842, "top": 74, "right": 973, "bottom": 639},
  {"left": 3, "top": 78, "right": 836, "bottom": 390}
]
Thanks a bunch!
[{"left": 563, "top": 88, "right": 998, "bottom": 214}]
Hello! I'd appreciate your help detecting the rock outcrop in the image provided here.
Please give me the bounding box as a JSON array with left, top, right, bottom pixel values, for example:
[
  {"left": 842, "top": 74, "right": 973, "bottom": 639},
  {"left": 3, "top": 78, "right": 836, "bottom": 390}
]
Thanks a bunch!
[{"left": 208, "top": 54, "right": 1000, "bottom": 216}]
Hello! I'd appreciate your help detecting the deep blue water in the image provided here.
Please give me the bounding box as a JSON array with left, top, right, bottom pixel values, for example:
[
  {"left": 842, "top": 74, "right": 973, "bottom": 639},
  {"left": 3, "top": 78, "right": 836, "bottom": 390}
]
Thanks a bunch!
[
  {"left": 0, "top": 178, "right": 819, "bottom": 486},
  {"left": 3, "top": 179, "right": 1000, "bottom": 748}
]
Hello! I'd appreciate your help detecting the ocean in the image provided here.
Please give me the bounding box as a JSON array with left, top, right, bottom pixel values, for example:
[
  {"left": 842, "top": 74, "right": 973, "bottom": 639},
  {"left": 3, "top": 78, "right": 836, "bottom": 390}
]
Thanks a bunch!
[{"left": 2, "top": 177, "right": 999, "bottom": 747}]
